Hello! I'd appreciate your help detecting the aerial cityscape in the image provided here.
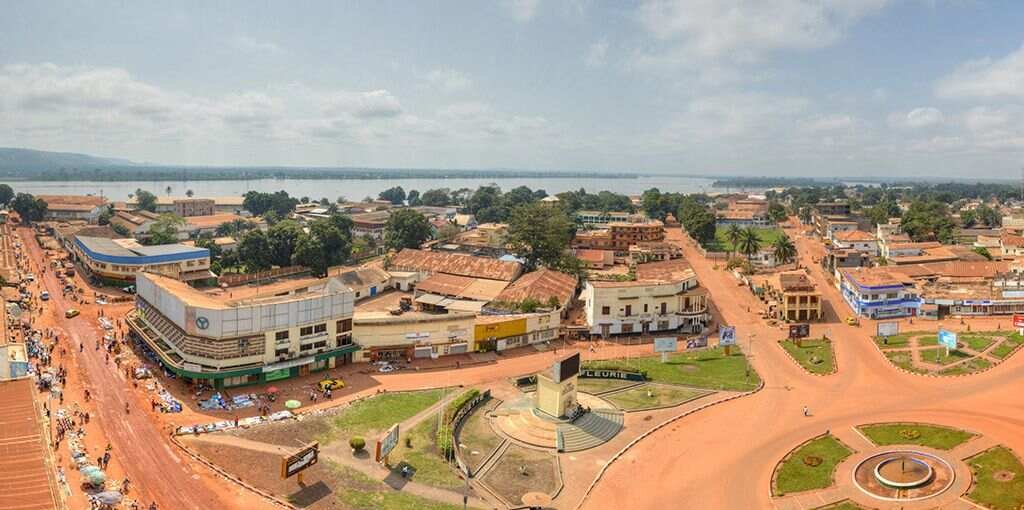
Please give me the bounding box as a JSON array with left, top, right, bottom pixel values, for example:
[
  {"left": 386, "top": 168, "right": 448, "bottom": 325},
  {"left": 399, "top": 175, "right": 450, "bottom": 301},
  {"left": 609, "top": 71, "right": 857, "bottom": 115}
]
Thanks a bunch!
[{"left": 3, "top": 2, "right": 1024, "bottom": 510}]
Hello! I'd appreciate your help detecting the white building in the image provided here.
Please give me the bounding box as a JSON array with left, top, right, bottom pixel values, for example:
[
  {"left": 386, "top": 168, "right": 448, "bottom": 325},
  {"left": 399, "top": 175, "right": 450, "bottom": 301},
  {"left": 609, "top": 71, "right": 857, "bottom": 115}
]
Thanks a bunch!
[
  {"left": 128, "top": 272, "right": 356, "bottom": 388},
  {"left": 582, "top": 259, "right": 709, "bottom": 337},
  {"left": 832, "top": 230, "right": 879, "bottom": 256}
]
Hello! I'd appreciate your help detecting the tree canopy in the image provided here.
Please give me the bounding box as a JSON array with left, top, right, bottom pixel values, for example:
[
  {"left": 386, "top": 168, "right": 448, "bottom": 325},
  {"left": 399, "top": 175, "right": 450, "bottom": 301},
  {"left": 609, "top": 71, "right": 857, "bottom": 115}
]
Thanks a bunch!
[
  {"left": 384, "top": 209, "right": 431, "bottom": 251},
  {"left": 506, "top": 202, "right": 575, "bottom": 271},
  {"left": 12, "top": 193, "right": 47, "bottom": 223}
]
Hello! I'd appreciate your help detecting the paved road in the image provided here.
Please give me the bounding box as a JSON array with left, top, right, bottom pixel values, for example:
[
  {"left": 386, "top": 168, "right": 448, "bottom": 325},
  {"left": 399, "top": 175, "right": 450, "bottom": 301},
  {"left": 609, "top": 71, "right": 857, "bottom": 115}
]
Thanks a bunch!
[
  {"left": 583, "top": 225, "right": 1024, "bottom": 509},
  {"left": 19, "top": 227, "right": 241, "bottom": 510}
]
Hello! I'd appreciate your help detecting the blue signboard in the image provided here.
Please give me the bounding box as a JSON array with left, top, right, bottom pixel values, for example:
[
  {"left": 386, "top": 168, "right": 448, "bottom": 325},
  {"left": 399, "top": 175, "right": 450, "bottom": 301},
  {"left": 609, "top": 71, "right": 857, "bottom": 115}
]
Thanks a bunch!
[
  {"left": 719, "top": 326, "right": 737, "bottom": 346},
  {"left": 938, "top": 329, "right": 958, "bottom": 349}
]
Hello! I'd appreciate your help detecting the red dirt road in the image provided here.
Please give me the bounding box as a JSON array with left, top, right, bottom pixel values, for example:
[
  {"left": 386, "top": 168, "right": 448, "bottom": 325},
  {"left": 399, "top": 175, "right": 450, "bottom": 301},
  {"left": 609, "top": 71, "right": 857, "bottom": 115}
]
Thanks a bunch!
[
  {"left": 581, "top": 226, "right": 1024, "bottom": 509},
  {"left": 18, "top": 227, "right": 270, "bottom": 510}
]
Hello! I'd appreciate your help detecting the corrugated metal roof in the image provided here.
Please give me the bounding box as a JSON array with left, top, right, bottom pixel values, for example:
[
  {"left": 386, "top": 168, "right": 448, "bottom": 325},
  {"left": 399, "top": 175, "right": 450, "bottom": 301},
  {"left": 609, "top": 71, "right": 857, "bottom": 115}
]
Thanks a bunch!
[{"left": 390, "top": 249, "right": 522, "bottom": 281}]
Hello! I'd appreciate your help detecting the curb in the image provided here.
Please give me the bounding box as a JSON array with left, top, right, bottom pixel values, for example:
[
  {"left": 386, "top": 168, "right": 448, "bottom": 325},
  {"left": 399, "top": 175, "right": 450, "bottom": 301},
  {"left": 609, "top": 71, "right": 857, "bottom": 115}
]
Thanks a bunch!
[
  {"left": 870, "top": 332, "right": 1022, "bottom": 379},
  {"left": 169, "top": 433, "right": 295, "bottom": 509},
  {"left": 572, "top": 378, "right": 764, "bottom": 510},
  {"left": 769, "top": 430, "right": 852, "bottom": 498},
  {"left": 776, "top": 338, "right": 838, "bottom": 376}
]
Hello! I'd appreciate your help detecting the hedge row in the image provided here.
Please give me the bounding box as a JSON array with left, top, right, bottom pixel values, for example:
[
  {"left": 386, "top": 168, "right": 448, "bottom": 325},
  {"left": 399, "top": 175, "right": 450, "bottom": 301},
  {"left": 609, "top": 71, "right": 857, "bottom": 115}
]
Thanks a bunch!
[{"left": 437, "top": 388, "right": 481, "bottom": 460}]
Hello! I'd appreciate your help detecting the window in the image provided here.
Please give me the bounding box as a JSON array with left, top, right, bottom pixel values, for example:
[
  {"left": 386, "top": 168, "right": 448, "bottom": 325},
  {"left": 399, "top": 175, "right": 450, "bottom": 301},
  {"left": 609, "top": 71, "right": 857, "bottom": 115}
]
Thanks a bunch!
[
  {"left": 337, "top": 334, "right": 352, "bottom": 346},
  {"left": 300, "top": 326, "right": 313, "bottom": 336},
  {"left": 301, "top": 340, "right": 327, "bottom": 351},
  {"left": 601, "top": 306, "right": 610, "bottom": 315},
  {"left": 643, "top": 303, "right": 648, "bottom": 313},
  {"left": 336, "top": 319, "right": 352, "bottom": 332},
  {"left": 275, "top": 330, "right": 289, "bottom": 341},
  {"left": 625, "top": 305, "right": 632, "bottom": 317},
  {"left": 313, "top": 323, "right": 327, "bottom": 334},
  {"left": 621, "top": 323, "right": 633, "bottom": 334},
  {"left": 275, "top": 348, "right": 289, "bottom": 357},
  {"left": 660, "top": 302, "right": 667, "bottom": 314}
]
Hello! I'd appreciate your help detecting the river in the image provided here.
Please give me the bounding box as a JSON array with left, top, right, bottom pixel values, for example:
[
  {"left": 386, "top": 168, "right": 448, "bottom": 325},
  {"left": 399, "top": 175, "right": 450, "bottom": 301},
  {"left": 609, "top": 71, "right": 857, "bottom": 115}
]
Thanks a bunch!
[{"left": 3, "top": 175, "right": 719, "bottom": 201}]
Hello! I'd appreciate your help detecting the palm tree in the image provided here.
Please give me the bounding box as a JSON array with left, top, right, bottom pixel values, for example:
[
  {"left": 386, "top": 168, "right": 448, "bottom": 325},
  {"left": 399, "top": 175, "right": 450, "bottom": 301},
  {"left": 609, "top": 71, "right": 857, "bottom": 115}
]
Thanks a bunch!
[
  {"left": 186, "top": 189, "right": 194, "bottom": 198},
  {"left": 725, "top": 224, "right": 743, "bottom": 258},
  {"left": 737, "top": 227, "right": 761, "bottom": 261},
  {"left": 772, "top": 234, "right": 797, "bottom": 266},
  {"left": 165, "top": 185, "right": 173, "bottom": 196}
]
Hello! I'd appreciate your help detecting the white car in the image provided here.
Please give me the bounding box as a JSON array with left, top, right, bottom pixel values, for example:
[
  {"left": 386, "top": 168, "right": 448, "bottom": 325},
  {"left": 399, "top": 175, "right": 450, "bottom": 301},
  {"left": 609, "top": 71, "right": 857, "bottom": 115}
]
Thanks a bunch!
[
  {"left": 98, "top": 317, "right": 114, "bottom": 330},
  {"left": 377, "top": 364, "right": 396, "bottom": 373},
  {"left": 25, "top": 273, "right": 35, "bottom": 281}
]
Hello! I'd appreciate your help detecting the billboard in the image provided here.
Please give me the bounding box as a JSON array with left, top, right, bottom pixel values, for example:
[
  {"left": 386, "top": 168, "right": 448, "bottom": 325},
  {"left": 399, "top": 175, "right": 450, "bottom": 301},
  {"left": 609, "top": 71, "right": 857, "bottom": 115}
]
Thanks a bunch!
[
  {"left": 719, "top": 327, "right": 737, "bottom": 346},
  {"left": 686, "top": 336, "right": 708, "bottom": 350},
  {"left": 1014, "top": 314, "right": 1024, "bottom": 329},
  {"left": 552, "top": 353, "right": 581, "bottom": 383},
  {"left": 375, "top": 424, "right": 400, "bottom": 463},
  {"left": 876, "top": 322, "right": 900, "bottom": 338},
  {"left": 653, "top": 337, "right": 678, "bottom": 353},
  {"left": 281, "top": 442, "right": 319, "bottom": 479},
  {"left": 789, "top": 324, "right": 810, "bottom": 339},
  {"left": 938, "top": 329, "right": 958, "bottom": 350}
]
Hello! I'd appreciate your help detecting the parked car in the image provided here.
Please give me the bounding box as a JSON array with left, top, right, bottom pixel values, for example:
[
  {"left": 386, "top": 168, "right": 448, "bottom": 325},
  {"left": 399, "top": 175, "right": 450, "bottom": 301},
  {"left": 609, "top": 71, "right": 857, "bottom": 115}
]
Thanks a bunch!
[
  {"left": 25, "top": 273, "right": 35, "bottom": 281},
  {"left": 377, "top": 364, "right": 396, "bottom": 373},
  {"left": 845, "top": 316, "right": 860, "bottom": 326},
  {"left": 40, "top": 291, "right": 49, "bottom": 301},
  {"left": 65, "top": 309, "right": 80, "bottom": 319}
]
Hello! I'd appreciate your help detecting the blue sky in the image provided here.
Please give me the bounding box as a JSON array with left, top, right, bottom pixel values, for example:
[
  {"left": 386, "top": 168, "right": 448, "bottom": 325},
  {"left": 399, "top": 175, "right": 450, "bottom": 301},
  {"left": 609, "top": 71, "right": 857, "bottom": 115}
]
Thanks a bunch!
[{"left": 1, "top": 1, "right": 1023, "bottom": 178}]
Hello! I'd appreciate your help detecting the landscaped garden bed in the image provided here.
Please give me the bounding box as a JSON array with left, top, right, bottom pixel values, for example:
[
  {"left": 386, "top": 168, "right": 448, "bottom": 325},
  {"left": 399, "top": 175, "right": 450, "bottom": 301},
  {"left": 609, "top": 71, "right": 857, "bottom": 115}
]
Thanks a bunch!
[
  {"left": 779, "top": 338, "right": 835, "bottom": 375},
  {"left": 772, "top": 434, "right": 853, "bottom": 496},
  {"left": 857, "top": 422, "right": 974, "bottom": 450}
]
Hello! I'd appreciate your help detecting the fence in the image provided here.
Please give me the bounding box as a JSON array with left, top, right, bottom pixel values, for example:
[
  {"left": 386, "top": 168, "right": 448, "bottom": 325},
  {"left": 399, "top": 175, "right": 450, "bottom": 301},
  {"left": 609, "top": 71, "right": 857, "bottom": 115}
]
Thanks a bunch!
[{"left": 218, "top": 266, "right": 309, "bottom": 287}]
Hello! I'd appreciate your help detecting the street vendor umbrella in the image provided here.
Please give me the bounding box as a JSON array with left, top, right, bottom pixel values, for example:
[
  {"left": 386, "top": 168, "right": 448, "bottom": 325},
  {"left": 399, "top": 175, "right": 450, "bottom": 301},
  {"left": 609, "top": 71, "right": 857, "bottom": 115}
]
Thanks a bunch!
[
  {"left": 94, "top": 491, "right": 123, "bottom": 505},
  {"left": 85, "top": 470, "right": 107, "bottom": 487},
  {"left": 80, "top": 465, "right": 102, "bottom": 476},
  {"left": 266, "top": 386, "right": 280, "bottom": 394},
  {"left": 284, "top": 399, "right": 301, "bottom": 409},
  {"left": 39, "top": 373, "right": 53, "bottom": 382}
]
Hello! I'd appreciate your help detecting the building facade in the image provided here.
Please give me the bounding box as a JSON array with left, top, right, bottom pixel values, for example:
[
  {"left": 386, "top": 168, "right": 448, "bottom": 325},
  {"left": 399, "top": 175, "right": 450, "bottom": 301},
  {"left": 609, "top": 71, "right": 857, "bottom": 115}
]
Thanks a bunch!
[
  {"left": 128, "top": 272, "right": 357, "bottom": 388},
  {"left": 839, "top": 268, "right": 921, "bottom": 319},
  {"left": 351, "top": 311, "right": 474, "bottom": 362},
  {"left": 762, "top": 271, "right": 822, "bottom": 322},
  {"left": 71, "top": 236, "right": 212, "bottom": 284}
]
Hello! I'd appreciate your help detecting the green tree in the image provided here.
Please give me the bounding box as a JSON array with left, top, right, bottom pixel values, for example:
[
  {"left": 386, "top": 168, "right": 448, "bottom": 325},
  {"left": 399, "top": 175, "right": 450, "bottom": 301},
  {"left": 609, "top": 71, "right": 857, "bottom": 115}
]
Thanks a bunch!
[
  {"left": 420, "top": 188, "right": 452, "bottom": 206},
  {"left": 147, "top": 214, "right": 185, "bottom": 245},
  {"left": 737, "top": 227, "right": 761, "bottom": 261},
  {"left": 12, "top": 193, "right": 47, "bottom": 223},
  {"left": 378, "top": 186, "right": 406, "bottom": 205},
  {"left": 97, "top": 207, "right": 113, "bottom": 226},
  {"left": 186, "top": 189, "right": 194, "bottom": 198},
  {"left": 772, "top": 234, "right": 797, "bottom": 265},
  {"left": 111, "top": 222, "right": 131, "bottom": 236},
  {"left": 436, "top": 223, "right": 461, "bottom": 242},
  {"left": 506, "top": 203, "right": 574, "bottom": 270},
  {"left": 384, "top": 209, "right": 431, "bottom": 251},
  {"left": 266, "top": 220, "right": 305, "bottom": 267},
  {"left": 135, "top": 189, "right": 158, "bottom": 212},
  {"left": 902, "top": 200, "right": 956, "bottom": 243},
  {"left": 725, "top": 224, "right": 743, "bottom": 257},
  {"left": 678, "top": 197, "right": 716, "bottom": 246},
  {"left": 974, "top": 204, "right": 1001, "bottom": 227},
  {"left": 237, "top": 230, "right": 273, "bottom": 271},
  {"left": 767, "top": 201, "right": 787, "bottom": 223},
  {"left": 243, "top": 190, "right": 298, "bottom": 217},
  {"left": 0, "top": 184, "right": 14, "bottom": 206},
  {"left": 293, "top": 234, "right": 329, "bottom": 277},
  {"left": 973, "top": 246, "right": 993, "bottom": 260},
  {"left": 406, "top": 190, "right": 421, "bottom": 206}
]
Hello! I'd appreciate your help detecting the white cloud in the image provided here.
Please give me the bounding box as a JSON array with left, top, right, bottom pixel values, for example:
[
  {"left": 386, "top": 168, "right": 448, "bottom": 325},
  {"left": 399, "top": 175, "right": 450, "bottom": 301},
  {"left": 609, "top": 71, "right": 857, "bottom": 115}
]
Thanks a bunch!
[
  {"left": 324, "top": 89, "right": 403, "bottom": 118},
  {"left": 935, "top": 44, "right": 1024, "bottom": 99},
  {"left": 504, "top": 0, "right": 540, "bottom": 22},
  {"left": 635, "top": 0, "right": 889, "bottom": 63},
  {"left": 584, "top": 41, "right": 609, "bottom": 67},
  {"left": 425, "top": 68, "right": 473, "bottom": 93},
  {"left": 888, "top": 107, "right": 945, "bottom": 129},
  {"left": 229, "top": 35, "right": 285, "bottom": 56},
  {"left": 660, "top": 93, "right": 809, "bottom": 142}
]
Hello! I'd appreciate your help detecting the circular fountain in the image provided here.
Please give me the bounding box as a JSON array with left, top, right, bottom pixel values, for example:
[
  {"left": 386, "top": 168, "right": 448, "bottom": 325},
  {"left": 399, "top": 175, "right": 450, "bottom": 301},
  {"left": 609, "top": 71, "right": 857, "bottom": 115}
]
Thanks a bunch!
[{"left": 853, "top": 450, "right": 954, "bottom": 502}]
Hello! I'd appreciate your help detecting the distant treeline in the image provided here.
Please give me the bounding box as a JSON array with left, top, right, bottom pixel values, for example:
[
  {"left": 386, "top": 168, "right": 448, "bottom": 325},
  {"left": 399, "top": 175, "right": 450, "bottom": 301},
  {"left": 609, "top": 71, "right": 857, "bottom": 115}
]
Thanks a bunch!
[
  {"left": 2, "top": 165, "right": 642, "bottom": 182},
  {"left": 712, "top": 176, "right": 836, "bottom": 188}
]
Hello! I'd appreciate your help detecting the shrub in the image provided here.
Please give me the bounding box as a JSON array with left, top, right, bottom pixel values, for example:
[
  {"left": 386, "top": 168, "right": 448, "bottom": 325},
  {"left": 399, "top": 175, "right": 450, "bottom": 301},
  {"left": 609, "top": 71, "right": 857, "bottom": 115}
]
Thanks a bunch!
[{"left": 349, "top": 436, "right": 366, "bottom": 452}]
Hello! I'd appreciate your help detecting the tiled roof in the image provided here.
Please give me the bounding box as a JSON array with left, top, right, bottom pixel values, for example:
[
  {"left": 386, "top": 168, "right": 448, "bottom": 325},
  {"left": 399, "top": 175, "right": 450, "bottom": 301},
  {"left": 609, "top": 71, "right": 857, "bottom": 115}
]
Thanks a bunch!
[
  {"left": 833, "top": 230, "right": 876, "bottom": 242},
  {"left": 634, "top": 258, "right": 695, "bottom": 283}
]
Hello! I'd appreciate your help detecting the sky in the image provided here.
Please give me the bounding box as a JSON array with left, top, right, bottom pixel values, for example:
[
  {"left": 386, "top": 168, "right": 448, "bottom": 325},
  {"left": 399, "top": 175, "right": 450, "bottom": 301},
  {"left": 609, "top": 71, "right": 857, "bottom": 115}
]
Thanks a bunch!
[{"left": 1, "top": 1, "right": 1023, "bottom": 179}]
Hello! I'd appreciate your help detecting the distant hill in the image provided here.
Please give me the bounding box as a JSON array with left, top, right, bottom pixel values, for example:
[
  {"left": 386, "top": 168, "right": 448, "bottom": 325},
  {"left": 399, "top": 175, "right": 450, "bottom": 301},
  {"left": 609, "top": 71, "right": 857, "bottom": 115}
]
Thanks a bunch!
[{"left": 0, "top": 147, "right": 140, "bottom": 173}]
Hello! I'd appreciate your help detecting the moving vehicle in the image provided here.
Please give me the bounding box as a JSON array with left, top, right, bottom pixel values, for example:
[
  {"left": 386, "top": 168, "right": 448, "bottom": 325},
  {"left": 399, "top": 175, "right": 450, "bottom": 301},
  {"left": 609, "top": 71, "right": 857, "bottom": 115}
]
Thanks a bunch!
[
  {"left": 317, "top": 378, "right": 345, "bottom": 391},
  {"left": 845, "top": 316, "right": 860, "bottom": 326},
  {"left": 65, "top": 309, "right": 80, "bottom": 319},
  {"left": 25, "top": 273, "right": 35, "bottom": 281},
  {"left": 40, "top": 291, "right": 49, "bottom": 301}
]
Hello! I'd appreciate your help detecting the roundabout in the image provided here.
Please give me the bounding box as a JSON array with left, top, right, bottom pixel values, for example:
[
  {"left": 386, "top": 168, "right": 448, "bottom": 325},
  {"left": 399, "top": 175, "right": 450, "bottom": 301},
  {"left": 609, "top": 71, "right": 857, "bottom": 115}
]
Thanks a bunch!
[{"left": 853, "top": 450, "right": 954, "bottom": 501}]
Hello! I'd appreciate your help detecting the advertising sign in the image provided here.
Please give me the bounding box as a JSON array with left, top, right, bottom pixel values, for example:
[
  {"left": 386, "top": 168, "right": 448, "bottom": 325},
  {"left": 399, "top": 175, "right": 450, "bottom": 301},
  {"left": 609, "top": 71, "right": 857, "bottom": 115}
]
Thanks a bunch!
[
  {"left": 876, "top": 322, "right": 900, "bottom": 338},
  {"left": 375, "top": 425, "right": 400, "bottom": 463},
  {"left": 938, "top": 329, "right": 958, "bottom": 350},
  {"left": 788, "top": 323, "right": 811, "bottom": 340},
  {"left": 281, "top": 442, "right": 319, "bottom": 479},
  {"left": 579, "top": 369, "right": 646, "bottom": 381},
  {"left": 718, "top": 327, "right": 737, "bottom": 346},
  {"left": 552, "top": 353, "right": 581, "bottom": 383},
  {"left": 686, "top": 336, "right": 708, "bottom": 350},
  {"left": 1013, "top": 314, "right": 1024, "bottom": 329},
  {"left": 653, "top": 337, "right": 678, "bottom": 353}
]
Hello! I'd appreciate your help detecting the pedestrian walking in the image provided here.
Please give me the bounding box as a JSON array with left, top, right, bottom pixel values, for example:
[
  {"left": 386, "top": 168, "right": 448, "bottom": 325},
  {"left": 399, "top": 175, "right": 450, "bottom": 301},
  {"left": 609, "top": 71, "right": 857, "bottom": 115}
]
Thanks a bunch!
[{"left": 802, "top": 406, "right": 810, "bottom": 417}]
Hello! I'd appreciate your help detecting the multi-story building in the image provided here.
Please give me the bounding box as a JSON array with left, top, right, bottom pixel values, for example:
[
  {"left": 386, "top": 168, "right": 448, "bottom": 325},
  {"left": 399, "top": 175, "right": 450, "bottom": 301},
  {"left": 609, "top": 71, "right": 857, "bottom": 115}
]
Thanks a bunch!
[
  {"left": 762, "top": 271, "right": 822, "bottom": 322},
  {"left": 36, "top": 195, "right": 108, "bottom": 223},
  {"left": 474, "top": 310, "right": 561, "bottom": 352},
  {"left": 715, "top": 199, "right": 771, "bottom": 227},
  {"left": 128, "top": 272, "right": 357, "bottom": 388},
  {"left": 839, "top": 267, "right": 921, "bottom": 319},
  {"left": 572, "top": 220, "right": 665, "bottom": 256},
  {"left": 351, "top": 311, "right": 474, "bottom": 362},
  {"left": 815, "top": 200, "right": 852, "bottom": 217},
  {"left": 831, "top": 230, "right": 879, "bottom": 256},
  {"left": 109, "top": 210, "right": 161, "bottom": 238},
  {"left": 70, "top": 235, "right": 213, "bottom": 284},
  {"left": 171, "top": 198, "right": 215, "bottom": 217},
  {"left": 581, "top": 259, "right": 709, "bottom": 337},
  {"left": 127, "top": 196, "right": 248, "bottom": 216},
  {"left": 575, "top": 210, "right": 643, "bottom": 228}
]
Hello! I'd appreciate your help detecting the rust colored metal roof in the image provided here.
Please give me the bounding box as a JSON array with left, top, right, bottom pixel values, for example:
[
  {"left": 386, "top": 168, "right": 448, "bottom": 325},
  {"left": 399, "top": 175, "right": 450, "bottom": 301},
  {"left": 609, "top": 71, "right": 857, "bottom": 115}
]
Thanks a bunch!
[
  {"left": 390, "top": 249, "right": 522, "bottom": 281},
  {"left": 495, "top": 268, "right": 577, "bottom": 307},
  {"left": 416, "top": 273, "right": 509, "bottom": 301}
]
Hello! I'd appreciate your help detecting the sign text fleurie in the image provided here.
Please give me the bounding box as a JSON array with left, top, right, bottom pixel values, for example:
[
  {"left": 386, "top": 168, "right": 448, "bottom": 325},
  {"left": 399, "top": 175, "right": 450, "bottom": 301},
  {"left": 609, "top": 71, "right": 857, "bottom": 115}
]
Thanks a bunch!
[{"left": 579, "top": 369, "right": 645, "bottom": 381}]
